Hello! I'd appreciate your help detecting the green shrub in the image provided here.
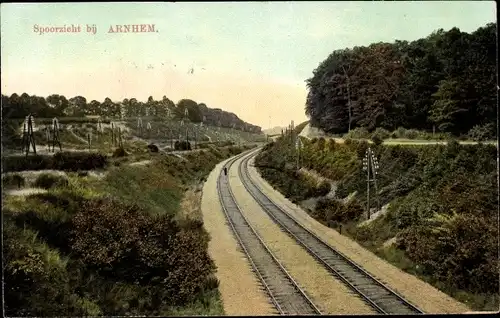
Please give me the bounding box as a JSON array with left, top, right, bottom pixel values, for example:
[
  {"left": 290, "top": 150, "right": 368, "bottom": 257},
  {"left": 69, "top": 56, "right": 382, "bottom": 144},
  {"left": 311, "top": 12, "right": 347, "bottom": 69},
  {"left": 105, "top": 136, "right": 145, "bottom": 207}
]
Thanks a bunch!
[
  {"left": 2, "top": 173, "right": 25, "bottom": 188},
  {"left": 2, "top": 155, "right": 53, "bottom": 172},
  {"left": 315, "top": 198, "right": 364, "bottom": 225},
  {"left": 70, "top": 198, "right": 216, "bottom": 306},
  {"left": 468, "top": 123, "right": 496, "bottom": 141},
  {"left": 398, "top": 213, "right": 498, "bottom": 294},
  {"left": 52, "top": 152, "right": 108, "bottom": 171},
  {"left": 405, "top": 129, "right": 419, "bottom": 139},
  {"left": 371, "top": 135, "right": 383, "bottom": 146},
  {"left": 326, "top": 138, "right": 336, "bottom": 151},
  {"left": 174, "top": 141, "right": 192, "bottom": 151},
  {"left": 112, "top": 147, "right": 128, "bottom": 157},
  {"left": 354, "top": 140, "right": 370, "bottom": 159},
  {"left": 33, "top": 173, "right": 69, "bottom": 189},
  {"left": 3, "top": 219, "right": 97, "bottom": 316},
  {"left": 2, "top": 153, "right": 108, "bottom": 172},
  {"left": 371, "top": 127, "right": 390, "bottom": 140},
  {"left": 147, "top": 144, "right": 159, "bottom": 153},
  {"left": 344, "top": 127, "right": 370, "bottom": 139},
  {"left": 393, "top": 127, "right": 424, "bottom": 139},
  {"left": 315, "top": 181, "right": 331, "bottom": 197}
]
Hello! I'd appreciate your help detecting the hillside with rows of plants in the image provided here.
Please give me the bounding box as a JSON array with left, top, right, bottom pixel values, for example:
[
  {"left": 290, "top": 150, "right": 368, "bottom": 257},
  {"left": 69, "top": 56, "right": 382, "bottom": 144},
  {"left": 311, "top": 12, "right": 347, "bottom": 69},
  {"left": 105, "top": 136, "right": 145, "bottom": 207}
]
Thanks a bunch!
[{"left": 1, "top": 93, "right": 262, "bottom": 133}]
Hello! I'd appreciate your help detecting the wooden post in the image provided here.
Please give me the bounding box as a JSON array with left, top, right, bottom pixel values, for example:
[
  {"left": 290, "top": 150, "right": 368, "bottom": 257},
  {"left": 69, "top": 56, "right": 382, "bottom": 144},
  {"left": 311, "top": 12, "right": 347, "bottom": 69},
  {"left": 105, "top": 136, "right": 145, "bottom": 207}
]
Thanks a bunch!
[
  {"left": 366, "top": 147, "right": 371, "bottom": 220},
  {"left": 111, "top": 123, "right": 115, "bottom": 146},
  {"left": 52, "top": 118, "right": 62, "bottom": 152},
  {"left": 24, "top": 115, "right": 37, "bottom": 157},
  {"left": 21, "top": 118, "right": 27, "bottom": 153},
  {"left": 118, "top": 127, "right": 123, "bottom": 148},
  {"left": 87, "top": 133, "right": 91, "bottom": 152}
]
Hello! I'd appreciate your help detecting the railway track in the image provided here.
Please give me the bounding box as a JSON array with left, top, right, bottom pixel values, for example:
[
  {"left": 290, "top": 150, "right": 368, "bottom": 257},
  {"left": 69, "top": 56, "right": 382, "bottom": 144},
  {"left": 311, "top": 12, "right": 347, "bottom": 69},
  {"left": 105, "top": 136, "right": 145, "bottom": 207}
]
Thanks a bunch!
[
  {"left": 239, "top": 150, "right": 425, "bottom": 315},
  {"left": 217, "top": 153, "right": 321, "bottom": 315}
]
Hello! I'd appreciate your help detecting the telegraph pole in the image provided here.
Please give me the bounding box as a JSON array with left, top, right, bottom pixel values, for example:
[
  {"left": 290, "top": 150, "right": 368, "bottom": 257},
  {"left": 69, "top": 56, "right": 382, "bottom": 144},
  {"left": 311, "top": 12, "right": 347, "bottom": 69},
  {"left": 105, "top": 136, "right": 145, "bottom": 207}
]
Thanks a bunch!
[
  {"left": 111, "top": 122, "right": 115, "bottom": 146},
  {"left": 146, "top": 122, "right": 152, "bottom": 139},
  {"left": 137, "top": 117, "right": 143, "bottom": 137},
  {"left": 45, "top": 126, "right": 51, "bottom": 151},
  {"left": 184, "top": 107, "right": 189, "bottom": 143},
  {"left": 87, "top": 133, "right": 92, "bottom": 152},
  {"left": 363, "top": 149, "right": 371, "bottom": 219},
  {"left": 97, "top": 118, "right": 102, "bottom": 141},
  {"left": 22, "top": 114, "right": 37, "bottom": 157},
  {"left": 170, "top": 128, "right": 174, "bottom": 149},
  {"left": 362, "top": 147, "right": 380, "bottom": 219},
  {"left": 51, "top": 117, "right": 62, "bottom": 152},
  {"left": 295, "top": 136, "right": 301, "bottom": 170},
  {"left": 194, "top": 130, "right": 197, "bottom": 149}
]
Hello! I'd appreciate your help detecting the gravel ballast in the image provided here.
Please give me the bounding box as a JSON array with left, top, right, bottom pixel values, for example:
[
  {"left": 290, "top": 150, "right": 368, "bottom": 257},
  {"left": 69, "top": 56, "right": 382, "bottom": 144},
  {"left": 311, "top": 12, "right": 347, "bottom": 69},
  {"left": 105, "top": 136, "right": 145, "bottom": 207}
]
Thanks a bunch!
[
  {"left": 201, "top": 158, "right": 276, "bottom": 316},
  {"left": 247, "top": 154, "right": 472, "bottom": 314},
  {"left": 229, "top": 156, "right": 376, "bottom": 315}
]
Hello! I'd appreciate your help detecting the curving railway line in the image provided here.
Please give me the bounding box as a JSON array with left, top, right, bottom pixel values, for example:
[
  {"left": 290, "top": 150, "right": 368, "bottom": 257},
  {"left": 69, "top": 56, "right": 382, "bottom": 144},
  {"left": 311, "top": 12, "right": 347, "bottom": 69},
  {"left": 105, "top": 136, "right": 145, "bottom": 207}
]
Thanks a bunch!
[
  {"left": 217, "top": 152, "right": 322, "bottom": 315},
  {"left": 237, "top": 149, "right": 425, "bottom": 315}
]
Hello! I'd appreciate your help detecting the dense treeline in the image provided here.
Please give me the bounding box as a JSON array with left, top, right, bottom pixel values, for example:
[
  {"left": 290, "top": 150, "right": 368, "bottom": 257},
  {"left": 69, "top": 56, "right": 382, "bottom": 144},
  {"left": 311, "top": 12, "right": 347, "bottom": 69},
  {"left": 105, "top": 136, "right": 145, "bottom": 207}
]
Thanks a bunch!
[
  {"left": 305, "top": 23, "right": 497, "bottom": 137},
  {"left": 1, "top": 93, "right": 261, "bottom": 133}
]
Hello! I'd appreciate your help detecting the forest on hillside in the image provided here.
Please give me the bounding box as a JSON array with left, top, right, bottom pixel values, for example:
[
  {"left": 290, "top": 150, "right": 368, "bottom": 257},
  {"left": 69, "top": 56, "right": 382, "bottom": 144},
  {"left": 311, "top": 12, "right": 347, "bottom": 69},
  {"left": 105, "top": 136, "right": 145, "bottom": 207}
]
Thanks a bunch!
[
  {"left": 1, "top": 93, "right": 261, "bottom": 133},
  {"left": 305, "top": 23, "right": 497, "bottom": 137}
]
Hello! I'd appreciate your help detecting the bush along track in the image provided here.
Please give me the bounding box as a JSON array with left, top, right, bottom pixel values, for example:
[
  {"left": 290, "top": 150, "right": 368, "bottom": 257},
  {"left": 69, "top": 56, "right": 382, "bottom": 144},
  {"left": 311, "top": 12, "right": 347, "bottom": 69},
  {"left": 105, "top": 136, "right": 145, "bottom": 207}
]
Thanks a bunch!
[
  {"left": 3, "top": 144, "right": 254, "bottom": 316},
  {"left": 255, "top": 136, "right": 498, "bottom": 311}
]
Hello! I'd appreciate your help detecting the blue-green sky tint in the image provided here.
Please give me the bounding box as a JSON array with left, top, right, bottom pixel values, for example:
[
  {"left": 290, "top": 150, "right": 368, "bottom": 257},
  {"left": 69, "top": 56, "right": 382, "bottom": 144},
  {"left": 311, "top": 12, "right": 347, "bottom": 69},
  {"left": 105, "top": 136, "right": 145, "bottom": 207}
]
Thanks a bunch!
[{"left": 1, "top": 1, "right": 496, "bottom": 128}]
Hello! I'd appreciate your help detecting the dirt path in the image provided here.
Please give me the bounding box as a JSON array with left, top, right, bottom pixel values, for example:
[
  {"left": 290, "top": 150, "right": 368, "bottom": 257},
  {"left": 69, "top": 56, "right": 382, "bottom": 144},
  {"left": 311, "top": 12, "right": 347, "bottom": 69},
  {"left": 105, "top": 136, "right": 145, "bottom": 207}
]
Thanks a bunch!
[
  {"left": 246, "top": 153, "right": 472, "bottom": 314},
  {"left": 4, "top": 188, "right": 47, "bottom": 196},
  {"left": 200, "top": 158, "right": 275, "bottom": 316},
  {"left": 228, "top": 156, "right": 375, "bottom": 315},
  {"left": 129, "top": 160, "right": 153, "bottom": 166},
  {"left": 66, "top": 125, "right": 88, "bottom": 144},
  {"left": 297, "top": 123, "right": 496, "bottom": 146}
]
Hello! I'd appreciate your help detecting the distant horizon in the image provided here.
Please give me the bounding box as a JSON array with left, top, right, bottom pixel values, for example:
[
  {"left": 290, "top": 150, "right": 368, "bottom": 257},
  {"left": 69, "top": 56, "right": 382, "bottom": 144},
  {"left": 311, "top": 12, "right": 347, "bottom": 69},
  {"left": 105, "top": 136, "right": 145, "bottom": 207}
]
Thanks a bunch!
[{"left": 1, "top": 2, "right": 496, "bottom": 129}]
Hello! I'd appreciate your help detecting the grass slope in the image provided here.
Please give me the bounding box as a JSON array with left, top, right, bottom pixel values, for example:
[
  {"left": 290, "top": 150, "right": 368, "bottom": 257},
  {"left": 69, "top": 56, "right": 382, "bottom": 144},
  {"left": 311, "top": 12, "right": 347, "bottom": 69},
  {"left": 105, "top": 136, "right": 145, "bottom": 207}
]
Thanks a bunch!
[
  {"left": 3, "top": 144, "right": 253, "bottom": 316},
  {"left": 255, "top": 135, "right": 498, "bottom": 311}
]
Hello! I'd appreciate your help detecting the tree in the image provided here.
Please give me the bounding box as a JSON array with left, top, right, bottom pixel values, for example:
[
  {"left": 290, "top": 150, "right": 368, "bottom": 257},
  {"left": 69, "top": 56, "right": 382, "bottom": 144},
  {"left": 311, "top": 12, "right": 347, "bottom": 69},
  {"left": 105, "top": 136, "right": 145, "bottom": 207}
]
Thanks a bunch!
[
  {"left": 101, "top": 97, "right": 120, "bottom": 117},
  {"left": 304, "top": 23, "right": 496, "bottom": 136},
  {"left": 176, "top": 99, "right": 203, "bottom": 122},
  {"left": 68, "top": 96, "right": 87, "bottom": 116},
  {"left": 429, "top": 79, "right": 469, "bottom": 134},
  {"left": 87, "top": 100, "right": 101, "bottom": 116},
  {"left": 46, "top": 94, "right": 69, "bottom": 115}
]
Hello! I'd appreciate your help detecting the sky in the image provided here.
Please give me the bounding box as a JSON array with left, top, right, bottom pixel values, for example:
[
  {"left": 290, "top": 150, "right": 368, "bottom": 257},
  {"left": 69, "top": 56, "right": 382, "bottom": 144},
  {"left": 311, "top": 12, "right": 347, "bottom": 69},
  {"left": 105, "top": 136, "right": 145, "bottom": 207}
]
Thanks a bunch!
[{"left": 1, "top": 1, "right": 497, "bottom": 129}]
